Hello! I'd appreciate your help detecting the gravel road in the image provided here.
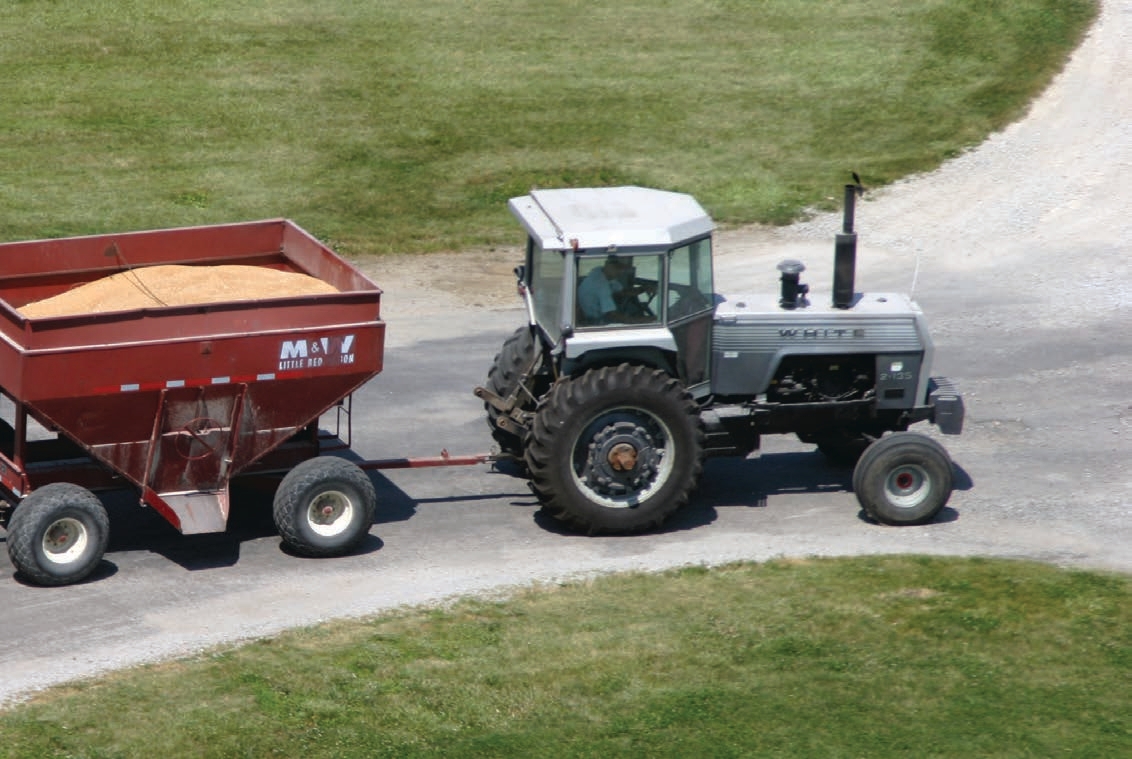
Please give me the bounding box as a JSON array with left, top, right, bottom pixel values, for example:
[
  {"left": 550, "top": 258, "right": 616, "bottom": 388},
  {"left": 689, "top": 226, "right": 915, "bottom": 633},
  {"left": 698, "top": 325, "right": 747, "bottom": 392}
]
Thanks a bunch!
[{"left": 1, "top": 0, "right": 1129, "bottom": 706}]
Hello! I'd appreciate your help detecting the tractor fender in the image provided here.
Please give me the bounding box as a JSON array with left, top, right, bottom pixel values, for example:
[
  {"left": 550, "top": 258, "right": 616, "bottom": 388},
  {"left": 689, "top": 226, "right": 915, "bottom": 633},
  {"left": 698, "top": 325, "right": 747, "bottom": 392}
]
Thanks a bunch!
[{"left": 562, "top": 343, "right": 677, "bottom": 379}]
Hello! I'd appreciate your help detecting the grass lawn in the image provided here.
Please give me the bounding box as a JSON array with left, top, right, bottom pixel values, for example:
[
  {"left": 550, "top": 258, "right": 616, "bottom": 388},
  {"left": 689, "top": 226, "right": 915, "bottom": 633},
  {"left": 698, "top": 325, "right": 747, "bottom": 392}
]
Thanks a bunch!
[
  {"left": 1, "top": 556, "right": 1128, "bottom": 757},
  {"left": 0, "top": 0, "right": 1096, "bottom": 254}
]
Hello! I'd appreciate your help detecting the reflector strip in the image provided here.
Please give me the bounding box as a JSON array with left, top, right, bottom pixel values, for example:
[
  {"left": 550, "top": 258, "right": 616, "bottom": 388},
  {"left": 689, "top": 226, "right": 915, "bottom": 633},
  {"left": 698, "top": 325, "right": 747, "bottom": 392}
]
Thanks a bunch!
[{"left": 102, "top": 370, "right": 303, "bottom": 394}]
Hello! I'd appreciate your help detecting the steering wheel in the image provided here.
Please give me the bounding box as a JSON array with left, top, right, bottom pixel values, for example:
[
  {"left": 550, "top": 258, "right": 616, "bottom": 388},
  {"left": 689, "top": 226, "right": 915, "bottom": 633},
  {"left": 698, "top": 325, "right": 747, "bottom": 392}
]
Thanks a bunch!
[{"left": 616, "top": 281, "right": 657, "bottom": 319}]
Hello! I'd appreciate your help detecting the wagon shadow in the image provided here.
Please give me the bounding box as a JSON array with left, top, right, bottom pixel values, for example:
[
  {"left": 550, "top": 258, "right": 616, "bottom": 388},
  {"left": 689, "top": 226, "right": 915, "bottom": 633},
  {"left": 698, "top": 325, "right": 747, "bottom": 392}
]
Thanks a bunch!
[
  {"left": 100, "top": 476, "right": 399, "bottom": 573},
  {"left": 4, "top": 558, "right": 120, "bottom": 587},
  {"left": 102, "top": 486, "right": 284, "bottom": 572}
]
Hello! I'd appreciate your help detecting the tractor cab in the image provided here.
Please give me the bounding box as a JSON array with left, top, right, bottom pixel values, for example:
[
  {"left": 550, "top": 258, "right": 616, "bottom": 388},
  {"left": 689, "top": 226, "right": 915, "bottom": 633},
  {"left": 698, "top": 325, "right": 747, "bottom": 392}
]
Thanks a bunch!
[{"left": 508, "top": 187, "right": 717, "bottom": 393}]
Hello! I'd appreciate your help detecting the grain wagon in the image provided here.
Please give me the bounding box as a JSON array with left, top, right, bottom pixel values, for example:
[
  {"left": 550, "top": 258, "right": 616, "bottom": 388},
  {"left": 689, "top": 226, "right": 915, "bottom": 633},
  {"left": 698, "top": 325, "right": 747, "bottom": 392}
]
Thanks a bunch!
[{"left": 0, "top": 220, "right": 388, "bottom": 585}]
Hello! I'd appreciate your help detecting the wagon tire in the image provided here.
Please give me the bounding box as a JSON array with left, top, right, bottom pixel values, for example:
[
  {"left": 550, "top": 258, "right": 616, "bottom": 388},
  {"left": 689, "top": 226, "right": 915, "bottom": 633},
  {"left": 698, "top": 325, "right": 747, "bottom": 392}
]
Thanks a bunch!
[
  {"left": 484, "top": 326, "right": 547, "bottom": 458},
  {"left": 7, "top": 483, "right": 109, "bottom": 586},
  {"left": 853, "top": 432, "right": 954, "bottom": 526},
  {"left": 273, "top": 457, "right": 377, "bottom": 557},
  {"left": 525, "top": 364, "right": 703, "bottom": 534}
]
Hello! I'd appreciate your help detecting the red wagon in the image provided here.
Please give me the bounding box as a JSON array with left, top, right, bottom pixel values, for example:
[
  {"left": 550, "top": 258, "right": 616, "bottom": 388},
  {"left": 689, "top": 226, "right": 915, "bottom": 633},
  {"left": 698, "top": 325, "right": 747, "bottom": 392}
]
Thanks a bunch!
[{"left": 0, "top": 220, "right": 386, "bottom": 585}]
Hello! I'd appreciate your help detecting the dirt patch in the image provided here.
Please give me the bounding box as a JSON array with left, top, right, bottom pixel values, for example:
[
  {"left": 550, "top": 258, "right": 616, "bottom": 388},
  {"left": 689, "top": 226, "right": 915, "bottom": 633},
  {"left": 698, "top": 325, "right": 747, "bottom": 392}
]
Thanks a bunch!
[{"left": 353, "top": 248, "right": 519, "bottom": 314}]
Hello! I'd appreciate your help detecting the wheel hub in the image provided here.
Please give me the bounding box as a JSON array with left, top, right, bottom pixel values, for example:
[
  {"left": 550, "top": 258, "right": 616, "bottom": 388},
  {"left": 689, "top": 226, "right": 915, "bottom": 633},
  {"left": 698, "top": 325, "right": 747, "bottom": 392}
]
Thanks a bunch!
[
  {"left": 307, "top": 491, "right": 354, "bottom": 537},
  {"left": 886, "top": 464, "right": 930, "bottom": 507},
  {"left": 607, "top": 442, "right": 639, "bottom": 471},
  {"left": 582, "top": 421, "right": 660, "bottom": 497},
  {"left": 42, "top": 517, "right": 88, "bottom": 565}
]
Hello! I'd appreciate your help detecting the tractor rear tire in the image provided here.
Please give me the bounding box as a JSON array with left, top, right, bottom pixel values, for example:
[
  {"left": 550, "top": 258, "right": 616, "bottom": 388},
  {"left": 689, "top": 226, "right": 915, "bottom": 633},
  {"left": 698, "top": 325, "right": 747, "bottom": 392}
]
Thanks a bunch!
[
  {"left": 484, "top": 326, "right": 546, "bottom": 457},
  {"left": 7, "top": 483, "right": 109, "bottom": 586},
  {"left": 525, "top": 364, "right": 703, "bottom": 534},
  {"left": 273, "top": 457, "right": 377, "bottom": 557},
  {"left": 853, "top": 432, "right": 954, "bottom": 525}
]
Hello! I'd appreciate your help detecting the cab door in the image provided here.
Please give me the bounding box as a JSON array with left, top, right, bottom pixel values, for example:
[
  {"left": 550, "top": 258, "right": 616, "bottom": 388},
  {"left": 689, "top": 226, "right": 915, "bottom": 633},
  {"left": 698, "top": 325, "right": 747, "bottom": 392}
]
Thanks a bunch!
[{"left": 666, "top": 237, "right": 714, "bottom": 392}]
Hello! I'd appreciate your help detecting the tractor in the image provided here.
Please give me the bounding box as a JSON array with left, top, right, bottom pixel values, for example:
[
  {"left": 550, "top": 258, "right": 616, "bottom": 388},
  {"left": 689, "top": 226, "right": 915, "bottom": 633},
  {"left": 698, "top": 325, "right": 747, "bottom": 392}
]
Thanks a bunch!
[{"left": 476, "top": 180, "right": 963, "bottom": 533}]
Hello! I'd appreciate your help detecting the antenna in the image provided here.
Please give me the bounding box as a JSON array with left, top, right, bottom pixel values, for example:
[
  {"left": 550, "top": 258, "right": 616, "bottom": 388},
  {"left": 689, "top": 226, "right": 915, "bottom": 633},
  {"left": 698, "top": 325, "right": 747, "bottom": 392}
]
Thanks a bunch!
[
  {"left": 528, "top": 188, "right": 566, "bottom": 243},
  {"left": 910, "top": 245, "right": 923, "bottom": 298}
]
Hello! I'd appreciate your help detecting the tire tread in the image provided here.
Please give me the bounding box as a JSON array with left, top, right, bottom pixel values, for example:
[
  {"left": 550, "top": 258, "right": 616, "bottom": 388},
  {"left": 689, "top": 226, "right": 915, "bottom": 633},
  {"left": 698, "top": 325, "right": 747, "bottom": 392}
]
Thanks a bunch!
[
  {"left": 525, "top": 364, "right": 703, "bottom": 534},
  {"left": 273, "top": 457, "right": 376, "bottom": 557}
]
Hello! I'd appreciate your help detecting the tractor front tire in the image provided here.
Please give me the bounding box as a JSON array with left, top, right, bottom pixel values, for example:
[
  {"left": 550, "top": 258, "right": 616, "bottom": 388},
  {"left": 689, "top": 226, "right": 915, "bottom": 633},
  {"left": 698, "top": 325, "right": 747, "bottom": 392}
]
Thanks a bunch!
[
  {"left": 853, "top": 432, "right": 954, "bottom": 525},
  {"left": 484, "top": 326, "right": 546, "bottom": 457},
  {"left": 273, "top": 457, "right": 377, "bottom": 557},
  {"left": 525, "top": 364, "right": 703, "bottom": 534},
  {"left": 7, "top": 483, "right": 110, "bottom": 586}
]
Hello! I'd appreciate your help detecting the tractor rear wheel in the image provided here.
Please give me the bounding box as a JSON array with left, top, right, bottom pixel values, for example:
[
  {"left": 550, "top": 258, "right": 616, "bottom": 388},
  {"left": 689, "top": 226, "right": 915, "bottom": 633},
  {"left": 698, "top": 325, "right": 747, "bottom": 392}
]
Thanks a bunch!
[
  {"left": 484, "top": 326, "right": 547, "bottom": 457},
  {"left": 853, "top": 432, "right": 954, "bottom": 525},
  {"left": 7, "top": 483, "right": 109, "bottom": 586},
  {"left": 525, "top": 364, "right": 703, "bottom": 534},
  {"left": 273, "top": 457, "right": 377, "bottom": 556}
]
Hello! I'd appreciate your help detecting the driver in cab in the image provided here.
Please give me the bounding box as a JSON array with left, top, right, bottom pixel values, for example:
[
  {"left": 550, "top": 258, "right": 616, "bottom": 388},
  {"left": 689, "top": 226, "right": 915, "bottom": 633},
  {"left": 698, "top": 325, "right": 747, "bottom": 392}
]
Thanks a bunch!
[{"left": 577, "top": 254, "right": 656, "bottom": 326}]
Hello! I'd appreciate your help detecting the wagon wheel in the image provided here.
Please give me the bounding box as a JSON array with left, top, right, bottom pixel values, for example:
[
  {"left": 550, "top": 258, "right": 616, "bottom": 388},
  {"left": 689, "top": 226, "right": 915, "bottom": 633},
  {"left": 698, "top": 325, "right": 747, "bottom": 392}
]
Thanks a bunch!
[
  {"left": 6, "top": 483, "right": 110, "bottom": 586},
  {"left": 853, "top": 432, "right": 954, "bottom": 525},
  {"left": 524, "top": 364, "right": 704, "bottom": 534},
  {"left": 273, "top": 457, "right": 377, "bottom": 557}
]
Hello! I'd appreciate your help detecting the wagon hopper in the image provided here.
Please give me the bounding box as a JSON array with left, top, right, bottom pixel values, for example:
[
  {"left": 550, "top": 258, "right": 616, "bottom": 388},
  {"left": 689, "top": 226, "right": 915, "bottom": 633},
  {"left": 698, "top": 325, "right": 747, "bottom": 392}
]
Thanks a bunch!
[{"left": 0, "top": 220, "right": 385, "bottom": 584}]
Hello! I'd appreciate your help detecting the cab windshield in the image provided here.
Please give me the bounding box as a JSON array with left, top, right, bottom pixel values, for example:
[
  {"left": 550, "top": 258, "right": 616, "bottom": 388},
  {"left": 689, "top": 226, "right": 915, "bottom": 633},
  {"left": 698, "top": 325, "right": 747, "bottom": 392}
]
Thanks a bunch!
[{"left": 575, "top": 253, "right": 662, "bottom": 328}]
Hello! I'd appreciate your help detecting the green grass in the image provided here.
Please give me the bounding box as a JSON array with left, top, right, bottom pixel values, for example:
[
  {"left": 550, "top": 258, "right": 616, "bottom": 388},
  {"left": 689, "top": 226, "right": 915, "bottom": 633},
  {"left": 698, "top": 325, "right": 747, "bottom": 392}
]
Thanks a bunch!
[
  {"left": 1, "top": 557, "right": 1128, "bottom": 757},
  {"left": 0, "top": 0, "right": 1095, "bottom": 254},
  {"left": 0, "top": 4, "right": 1117, "bottom": 755}
]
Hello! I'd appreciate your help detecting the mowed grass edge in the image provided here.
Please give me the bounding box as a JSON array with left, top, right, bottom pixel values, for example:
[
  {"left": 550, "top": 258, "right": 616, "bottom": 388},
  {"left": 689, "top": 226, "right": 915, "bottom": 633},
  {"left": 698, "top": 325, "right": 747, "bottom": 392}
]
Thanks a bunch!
[
  {"left": 1, "top": 556, "right": 1128, "bottom": 757},
  {"left": 0, "top": 0, "right": 1097, "bottom": 254}
]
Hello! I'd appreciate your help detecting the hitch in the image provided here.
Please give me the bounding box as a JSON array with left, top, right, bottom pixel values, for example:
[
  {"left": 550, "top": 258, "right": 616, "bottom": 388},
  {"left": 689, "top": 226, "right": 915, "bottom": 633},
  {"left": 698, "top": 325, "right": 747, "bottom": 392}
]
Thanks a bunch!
[{"left": 473, "top": 323, "right": 547, "bottom": 439}]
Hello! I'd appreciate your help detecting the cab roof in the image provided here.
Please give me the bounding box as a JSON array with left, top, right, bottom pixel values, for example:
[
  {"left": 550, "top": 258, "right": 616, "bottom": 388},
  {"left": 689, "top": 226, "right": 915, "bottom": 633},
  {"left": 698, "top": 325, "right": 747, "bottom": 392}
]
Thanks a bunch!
[{"left": 508, "top": 186, "right": 714, "bottom": 251}]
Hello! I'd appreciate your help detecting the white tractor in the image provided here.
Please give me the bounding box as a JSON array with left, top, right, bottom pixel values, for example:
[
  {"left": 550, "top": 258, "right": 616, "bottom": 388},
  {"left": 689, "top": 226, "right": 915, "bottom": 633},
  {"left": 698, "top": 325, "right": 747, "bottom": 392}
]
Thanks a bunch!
[{"left": 478, "top": 180, "right": 963, "bottom": 533}]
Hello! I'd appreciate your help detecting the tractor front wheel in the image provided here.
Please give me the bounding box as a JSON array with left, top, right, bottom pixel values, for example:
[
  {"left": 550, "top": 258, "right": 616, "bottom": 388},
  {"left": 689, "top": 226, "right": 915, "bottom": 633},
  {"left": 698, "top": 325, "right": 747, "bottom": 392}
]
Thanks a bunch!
[
  {"left": 853, "top": 432, "right": 954, "bottom": 525},
  {"left": 483, "top": 326, "right": 547, "bottom": 458},
  {"left": 7, "top": 483, "right": 110, "bottom": 586},
  {"left": 525, "top": 364, "right": 703, "bottom": 534},
  {"left": 273, "top": 457, "right": 377, "bottom": 556}
]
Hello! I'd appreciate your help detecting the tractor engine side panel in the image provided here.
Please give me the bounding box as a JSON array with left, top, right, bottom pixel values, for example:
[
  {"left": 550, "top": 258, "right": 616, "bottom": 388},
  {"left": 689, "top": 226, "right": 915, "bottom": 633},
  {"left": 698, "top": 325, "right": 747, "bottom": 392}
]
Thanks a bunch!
[{"left": 710, "top": 294, "right": 927, "bottom": 399}]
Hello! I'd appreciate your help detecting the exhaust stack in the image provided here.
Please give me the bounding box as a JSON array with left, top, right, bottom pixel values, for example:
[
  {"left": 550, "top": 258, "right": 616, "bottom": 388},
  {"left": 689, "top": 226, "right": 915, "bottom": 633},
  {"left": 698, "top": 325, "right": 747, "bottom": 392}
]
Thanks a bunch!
[{"left": 833, "top": 180, "right": 862, "bottom": 309}]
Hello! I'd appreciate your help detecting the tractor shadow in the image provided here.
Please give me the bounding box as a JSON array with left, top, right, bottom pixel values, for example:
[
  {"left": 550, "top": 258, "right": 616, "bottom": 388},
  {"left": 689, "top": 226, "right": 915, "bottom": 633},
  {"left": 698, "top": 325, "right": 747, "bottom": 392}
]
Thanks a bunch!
[
  {"left": 685, "top": 450, "right": 972, "bottom": 529},
  {"left": 534, "top": 449, "right": 973, "bottom": 535}
]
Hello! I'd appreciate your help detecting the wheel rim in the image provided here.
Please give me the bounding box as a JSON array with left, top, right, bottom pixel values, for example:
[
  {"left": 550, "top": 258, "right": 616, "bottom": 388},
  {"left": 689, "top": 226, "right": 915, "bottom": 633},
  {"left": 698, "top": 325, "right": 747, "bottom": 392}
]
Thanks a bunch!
[
  {"left": 569, "top": 406, "right": 676, "bottom": 509},
  {"left": 305, "top": 490, "right": 355, "bottom": 537},
  {"left": 885, "top": 464, "right": 932, "bottom": 509},
  {"left": 41, "top": 517, "right": 89, "bottom": 566}
]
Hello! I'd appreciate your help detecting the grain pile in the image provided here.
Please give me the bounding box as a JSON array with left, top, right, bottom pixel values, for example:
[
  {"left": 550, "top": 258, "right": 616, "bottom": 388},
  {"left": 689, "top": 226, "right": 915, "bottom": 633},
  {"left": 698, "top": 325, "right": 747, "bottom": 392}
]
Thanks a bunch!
[{"left": 18, "top": 264, "right": 340, "bottom": 319}]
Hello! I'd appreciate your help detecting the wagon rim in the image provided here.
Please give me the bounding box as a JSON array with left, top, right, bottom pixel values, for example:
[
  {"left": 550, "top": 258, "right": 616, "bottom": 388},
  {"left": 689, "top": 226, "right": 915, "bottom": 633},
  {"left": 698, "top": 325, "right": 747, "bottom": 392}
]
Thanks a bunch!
[
  {"left": 305, "top": 490, "right": 356, "bottom": 537},
  {"left": 41, "top": 516, "right": 90, "bottom": 566}
]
